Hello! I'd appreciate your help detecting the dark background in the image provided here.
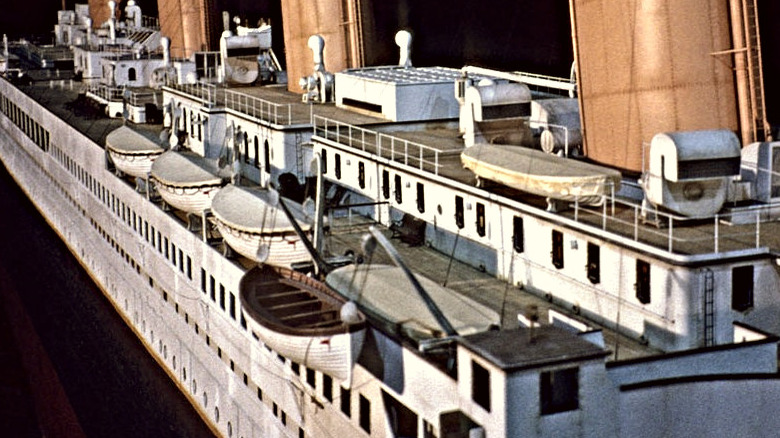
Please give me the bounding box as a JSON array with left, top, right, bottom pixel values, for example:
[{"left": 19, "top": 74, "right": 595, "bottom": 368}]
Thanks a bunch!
[{"left": 3, "top": 1, "right": 780, "bottom": 127}]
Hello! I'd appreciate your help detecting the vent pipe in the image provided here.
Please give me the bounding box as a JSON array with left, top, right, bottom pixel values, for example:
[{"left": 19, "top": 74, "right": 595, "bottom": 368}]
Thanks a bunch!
[
  {"left": 107, "top": 1, "right": 116, "bottom": 43},
  {"left": 125, "top": 0, "right": 142, "bottom": 28},
  {"left": 85, "top": 18, "right": 92, "bottom": 46},
  {"left": 308, "top": 35, "right": 325, "bottom": 73},
  {"left": 161, "top": 37, "right": 171, "bottom": 66},
  {"left": 395, "top": 30, "right": 412, "bottom": 68},
  {"left": 223, "top": 12, "right": 230, "bottom": 33}
]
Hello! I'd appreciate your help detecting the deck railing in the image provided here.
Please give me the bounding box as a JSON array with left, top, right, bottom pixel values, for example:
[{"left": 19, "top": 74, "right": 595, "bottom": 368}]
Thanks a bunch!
[
  {"left": 165, "top": 82, "right": 218, "bottom": 107},
  {"left": 313, "top": 115, "right": 455, "bottom": 176},
  {"left": 223, "top": 89, "right": 293, "bottom": 125},
  {"left": 569, "top": 181, "right": 773, "bottom": 256}
]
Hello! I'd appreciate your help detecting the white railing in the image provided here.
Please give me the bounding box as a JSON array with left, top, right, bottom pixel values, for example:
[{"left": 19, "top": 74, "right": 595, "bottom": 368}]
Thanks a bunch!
[
  {"left": 223, "top": 89, "right": 293, "bottom": 125},
  {"left": 313, "top": 115, "right": 455, "bottom": 175},
  {"left": 87, "top": 83, "right": 123, "bottom": 101},
  {"left": 569, "top": 187, "right": 772, "bottom": 256},
  {"left": 166, "top": 82, "right": 217, "bottom": 107}
]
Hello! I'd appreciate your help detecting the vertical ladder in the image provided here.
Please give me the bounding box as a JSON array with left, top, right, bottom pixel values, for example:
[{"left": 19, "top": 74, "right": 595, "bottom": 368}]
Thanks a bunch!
[
  {"left": 703, "top": 269, "right": 715, "bottom": 347},
  {"left": 742, "top": 0, "right": 770, "bottom": 141},
  {"left": 295, "top": 131, "right": 304, "bottom": 179}
]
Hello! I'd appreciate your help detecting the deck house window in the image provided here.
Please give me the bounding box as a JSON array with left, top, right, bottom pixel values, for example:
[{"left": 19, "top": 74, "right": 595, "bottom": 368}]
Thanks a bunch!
[
  {"left": 334, "top": 153, "right": 342, "bottom": 180},
  {"left": 321, "top": 149, "right": 327, "bottom": 174},
  {"left": 394, "top": 174, "right": 403, "bottom": 204},
  {"left": 253, "top": 136, "right": 259, "bottom": 166},
  {"left": 587, "top": 242, "right": 600, "bottom": 284},
  {"left": 552, "top": 230, "right": 564, "bottom": 269},
  {"left": 323, "top": 375, "right": 333, "bottom": 402},
  {"left": 732, "top": 265, "right": 754, "bottom": 311},
  {"left": 209, "top": 275, "right": 216, "bottom": 301},
  {"left": 472, "top": 360, "right": 490, "bottom": 411},
  {"left": 244, "top": 134, "right": 250, "bottom": 163},
  {"left": 455, "top": 196, "right": 465, "bottom": 229},
  {"left": 359, "top": 394, "right": 371, "bottom": 433},
  {"left": 476, "top": 203, "right": 486, "bottom": 237},
  {"left": 416, "top": 182, "right": 425, "bottom": 213},
  {"left": 219, "top": 284, "right": 226, "bottom": 310},
  {"left": 358, "top": 161, "right": 365, "bottom": 189},
  {"left": 382, "top": 170, "right": 390, "bottom": 199},
  {"left": 540, "top": 367, "right": 579, "bottom": 415},
  {"left": 264, "top": 140, "right": 271, "bottom": 173},
  {"left": 636, "top": 259, "right": 651, "bottom": 304},
  {"left": 306, "top": 368, "right": 316, "bottom": 387},
  {"left": 229, "top": 292, "right": 236, "bottom": 319},
  {"left": 513, "top": 216, "right": 524, "bottom": 253},
  {"left": 128, "top": 67, "right": 136, "bottom": 81},
  {"left": 341, "top": 386, "right": 351, "bottom": 417}
]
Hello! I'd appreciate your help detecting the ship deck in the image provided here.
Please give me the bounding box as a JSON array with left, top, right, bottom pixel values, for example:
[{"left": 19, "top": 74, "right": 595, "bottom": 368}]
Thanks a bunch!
[{"left": 16, "top": 73, "right": 780, "bottom": 362}]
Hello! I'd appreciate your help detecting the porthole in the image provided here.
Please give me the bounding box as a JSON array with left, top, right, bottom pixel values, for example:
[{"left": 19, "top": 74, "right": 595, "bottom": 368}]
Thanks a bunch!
[
  {"left": 203, "top": 391, "right": 208, "bottom": 407},
  {"left": 193, "top": 379, "right": 197, "bottom": 393},
  {"left": 183, "top": 367, "right": 187, "bottom": 380},
  {"left": 215, "top": 406, "right": 220, "bottom": 422},
  {"left": 228, "top": 421, "right": 233, "bottom": 437},
  {"left": 173, "top": 355, "right": 177, "bottom": 370}
]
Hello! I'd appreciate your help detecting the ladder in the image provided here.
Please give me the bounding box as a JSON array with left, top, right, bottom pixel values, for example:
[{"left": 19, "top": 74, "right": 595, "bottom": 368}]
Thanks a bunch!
[
  {"left": 703, "top": 269, "right": 715, "bottom": 347},
  {"left": 742, "top": 0, "right": 770, "bottom": 141}
]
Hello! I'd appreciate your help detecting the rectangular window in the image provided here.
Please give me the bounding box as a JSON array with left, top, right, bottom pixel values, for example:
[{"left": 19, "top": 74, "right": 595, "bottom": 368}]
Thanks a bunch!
[
  {"left": 358, "top": 161, "right": 365, "bottom": 189},
  {"left": 229, "top": 292, "right": 236, "bottom": 319},
  {"left": 201, "top": 268, "right": 206, "bottom": 293},
  {"left": 264, "top": 140, "right": 271, "bottom": 173},
  {"left": 323, "top": 374, "right": 333, "bottom": 402},
  {"left": 382, "top": 170, "right": 390, "bottom": 199},
  {"left": 472, "top": 360, "right": 490, "bottom": 411},
  {"left": 164, "top": 237, "right": 169, "bottom": 259},
  {"left": 219, "top": 284, "right": 226, "bottom": 310},
  {"left": 636, "top": 259, "right": 650, "bottom": 304},
  {"left": 455, "top": 196, "right": 464, "bottom": 229},
  {"left": 513, "top": 216, "right": 524, "bottom": 253},
  {"left": 187, "top": 256, "right": 192, "bottom": 280},
  {"left": 587, "top": 242, "right": 600, "bottom": 284},
  {"left": 306, "top": 368, "right": 316, "bottom": 387},
  {"left": 178, "top": 249, "right": 184, "bottom": 272},
  {"left": 394, "top": 174, "right": 402, "bottom": 204},
  {"left": 321, "top": 149, "right": 327, "bottom": 174},
  {"left": 340, "top": 386, "right": 351, "bottom": 417},
  {"left": 732, "top": 265, "right": 754, "bottom": 311},
  {"left": 334, "top": 153, "right": 342, "bottom": 180},
  {"left": 552, "top": 230, "right": 564, "bottom": 269},
  {"left": 209, "top": 275, "right": 216, "bottom": 301},
  {"left": 540, "top": 367, "right": 579, "bottom": 415},
  {"left": 476, "top": 202, "right": 486, "bottom": 237},
  {"left": 359, "top": 394, "right": 371, "bottom": 433},
  {"left": 416, "top": 182, "right": 425, "bottom": 213}
]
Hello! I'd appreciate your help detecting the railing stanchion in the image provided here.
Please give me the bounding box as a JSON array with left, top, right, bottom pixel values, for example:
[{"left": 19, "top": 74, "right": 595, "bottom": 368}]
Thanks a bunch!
[
  {"left": 634, "top": 204, "right": 639, "bottom": 241},
  {"left": 714, "top": 215, "right": 719, "bottom": 253}
]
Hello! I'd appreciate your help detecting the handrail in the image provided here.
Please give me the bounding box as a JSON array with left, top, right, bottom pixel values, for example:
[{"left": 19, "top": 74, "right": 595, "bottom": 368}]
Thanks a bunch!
[
  {"left": 312, "top": 115, "right": 453, "bottom": 175},
  {"left": 223, "top": 89, "right": 292, "bottom": 125}
]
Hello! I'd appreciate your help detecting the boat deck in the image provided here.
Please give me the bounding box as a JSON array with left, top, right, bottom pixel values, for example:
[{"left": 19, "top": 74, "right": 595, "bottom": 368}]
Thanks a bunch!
[{"left": 322, "top": 218, "right": 659, "bottom": 361}]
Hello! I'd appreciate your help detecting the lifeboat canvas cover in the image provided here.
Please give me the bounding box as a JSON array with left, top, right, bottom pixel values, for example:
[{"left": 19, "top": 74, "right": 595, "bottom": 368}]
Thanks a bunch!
[{"left": 461, "top": 144, "right": 621, "bottom": 204}]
